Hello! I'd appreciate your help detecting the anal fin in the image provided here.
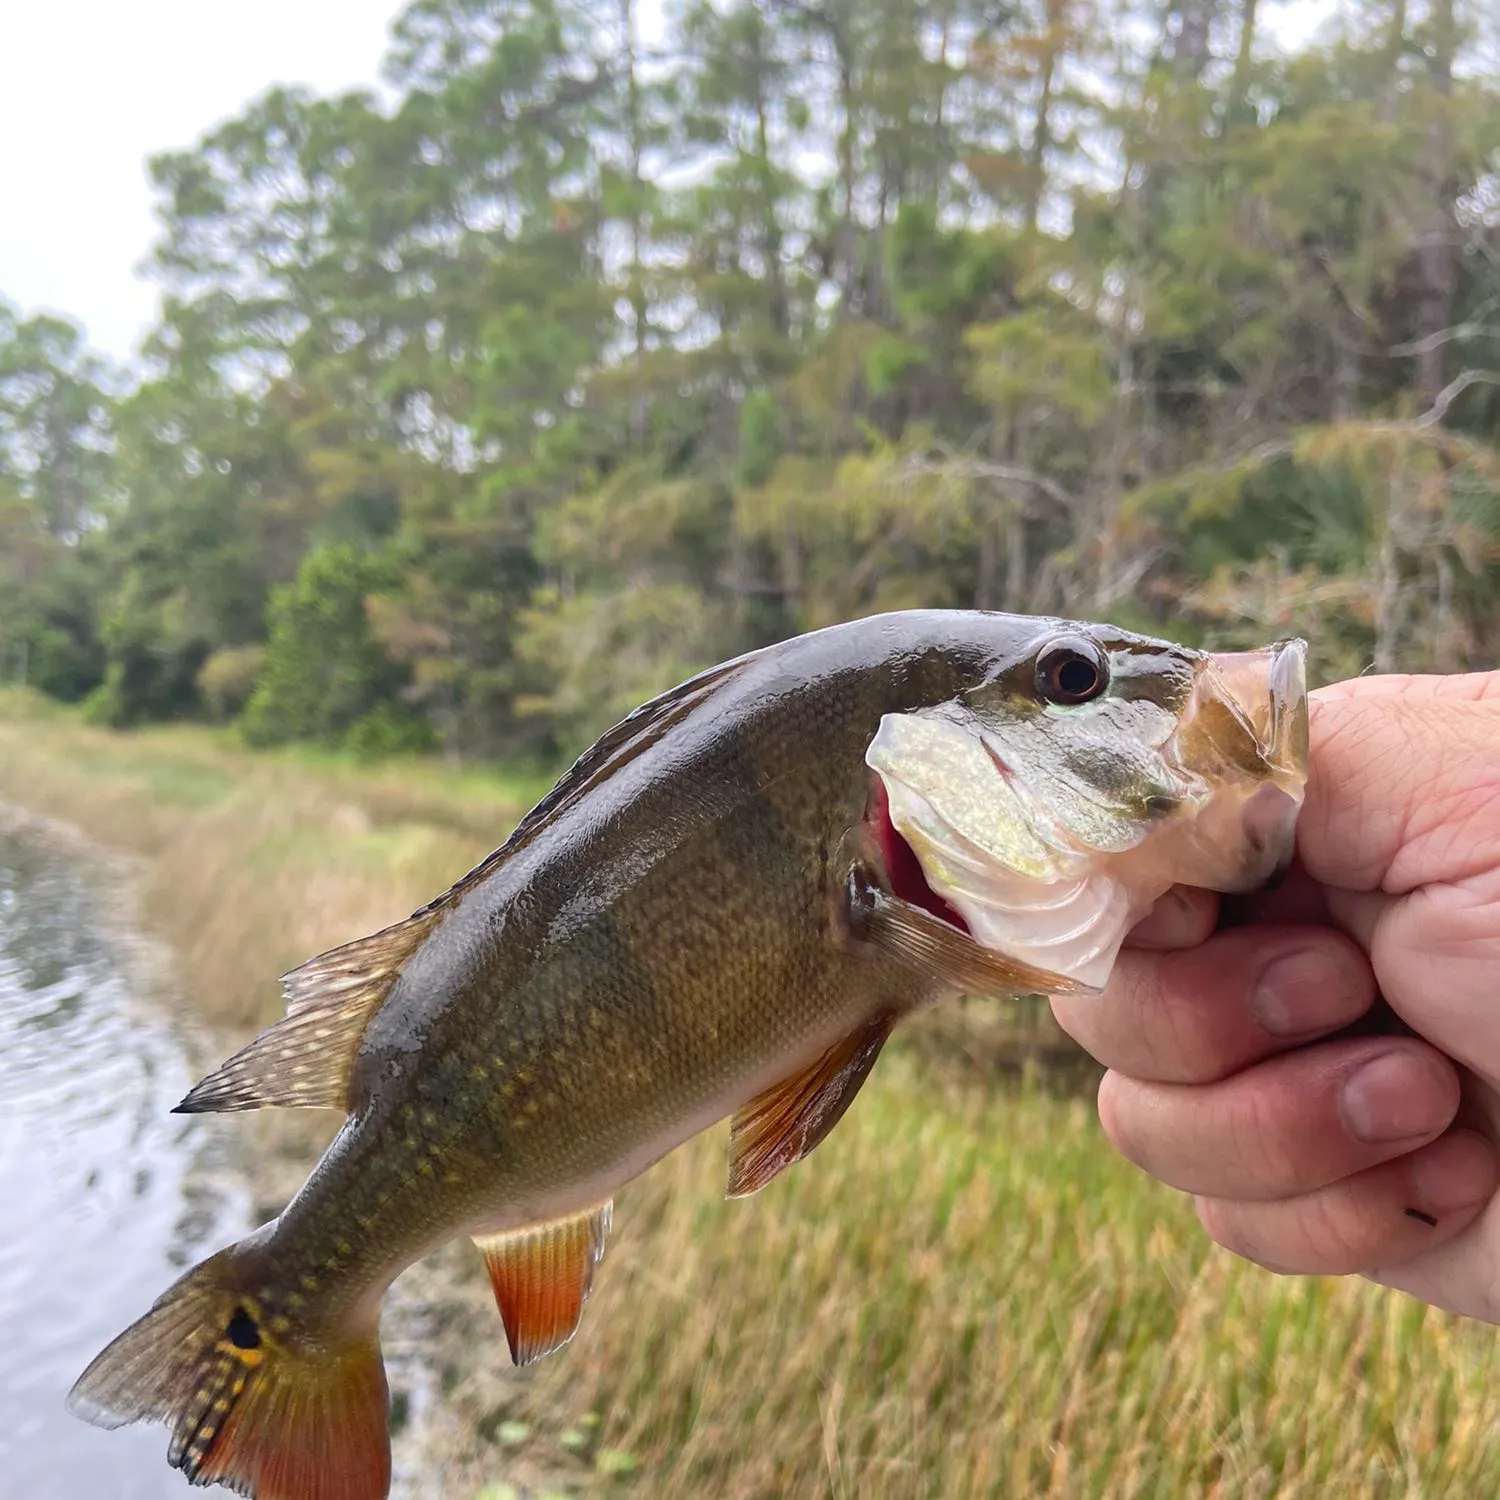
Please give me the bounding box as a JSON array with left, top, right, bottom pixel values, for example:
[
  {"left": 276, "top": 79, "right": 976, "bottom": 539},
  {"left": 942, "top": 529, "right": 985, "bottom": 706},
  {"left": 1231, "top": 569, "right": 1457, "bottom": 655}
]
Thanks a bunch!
[
  {"left": 474, "top": 1203, "right": 613, "bottom": 1366},
  {"left": 844, "top": 867, "right": 1096, "bottom": 1001},
  {"left": 174, "top": 906, "right": 445, "bottom": 1114},
  {"left": 727, "top": 1012, "right": 896, "bottom": 1199}
]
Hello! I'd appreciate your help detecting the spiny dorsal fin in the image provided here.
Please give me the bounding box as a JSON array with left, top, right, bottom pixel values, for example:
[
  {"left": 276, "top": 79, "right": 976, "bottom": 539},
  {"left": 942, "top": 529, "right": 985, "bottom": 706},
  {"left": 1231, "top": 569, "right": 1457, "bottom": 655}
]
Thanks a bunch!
[
  {"left": 173, "top": 907, "right": 445, "bottom": 1114},
  {"left": 727, "top": 1012, "right": 897, "bottom": 1199},
  {"left": 175, "top": 653, "right": 756, "bottom": 1117},
  {"left": 429, "top": 651, "right": 751, "bottom": 901},
  {"left": 474, "top": 1203, "right": 613, "bottom": 1366}
]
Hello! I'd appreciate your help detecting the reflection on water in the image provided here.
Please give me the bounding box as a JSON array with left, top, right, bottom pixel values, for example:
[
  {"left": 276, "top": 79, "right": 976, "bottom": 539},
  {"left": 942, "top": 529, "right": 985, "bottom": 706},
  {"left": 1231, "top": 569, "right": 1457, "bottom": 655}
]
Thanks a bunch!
[{"left": 0, "top": 823, "right": 250, "bottom": 1498}]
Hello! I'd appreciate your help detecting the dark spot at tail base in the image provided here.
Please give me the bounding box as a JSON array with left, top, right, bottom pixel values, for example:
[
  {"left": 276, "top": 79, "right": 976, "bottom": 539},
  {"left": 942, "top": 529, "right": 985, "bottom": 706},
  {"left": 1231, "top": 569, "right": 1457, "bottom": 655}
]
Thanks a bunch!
[{"left": 227, "top": 1307, "right": 261, "bottom": 1350}]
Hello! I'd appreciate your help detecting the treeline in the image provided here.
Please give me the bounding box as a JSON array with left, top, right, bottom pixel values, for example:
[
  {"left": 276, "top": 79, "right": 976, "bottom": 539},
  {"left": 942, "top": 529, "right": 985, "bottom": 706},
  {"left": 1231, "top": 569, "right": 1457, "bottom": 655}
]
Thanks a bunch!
[{"left": 2, "top": 0, "right": 1498, "bottom": 763}]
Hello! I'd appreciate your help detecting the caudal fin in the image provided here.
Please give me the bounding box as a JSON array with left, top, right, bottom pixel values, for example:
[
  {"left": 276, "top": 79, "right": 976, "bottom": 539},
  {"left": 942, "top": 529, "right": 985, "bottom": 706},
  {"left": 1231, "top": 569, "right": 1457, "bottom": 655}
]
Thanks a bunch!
[{"left": 67, "top": 1241, "right": 390, "bottom": 1500}]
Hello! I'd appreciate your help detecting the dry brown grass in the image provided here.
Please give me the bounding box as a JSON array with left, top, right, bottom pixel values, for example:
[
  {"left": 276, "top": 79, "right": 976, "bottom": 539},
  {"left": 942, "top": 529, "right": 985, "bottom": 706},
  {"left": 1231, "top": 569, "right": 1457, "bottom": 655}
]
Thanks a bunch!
[
  {"left": 411, "top": 1062, "right": 1500, "bottom": 1500},
  {"left": 3, "top": 691, "right": 1497, "bottom": 1500},
  {"left": 0, "top": 691, "right": 537, "bottom": 1033}
]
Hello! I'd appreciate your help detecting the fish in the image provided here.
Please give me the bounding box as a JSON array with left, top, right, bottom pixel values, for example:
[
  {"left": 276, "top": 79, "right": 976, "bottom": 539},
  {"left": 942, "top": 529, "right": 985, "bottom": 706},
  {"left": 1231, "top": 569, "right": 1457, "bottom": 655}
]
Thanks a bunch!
[{"left": 68, "top": 609, "right": 1308, "bottom": 1500}]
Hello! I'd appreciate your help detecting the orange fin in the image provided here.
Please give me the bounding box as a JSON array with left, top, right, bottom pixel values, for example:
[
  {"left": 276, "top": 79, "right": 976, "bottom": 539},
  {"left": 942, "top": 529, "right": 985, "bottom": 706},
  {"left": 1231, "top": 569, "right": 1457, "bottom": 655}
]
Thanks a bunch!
[
  {"left": 68, "top": 1241, "right": 390, "bottom": 1500},
  {"left": 474, "top": 1203, "right": 613, "bottom": 1366},
  {"left": 175, "top": 907, "right": 445, "bottom": 1113},
  {"left": 845, "top": 868, "right": 1095, "bottom": 1000},
  {"left": 727, "top": 1013, "right": 897, "bottom": 1199}
]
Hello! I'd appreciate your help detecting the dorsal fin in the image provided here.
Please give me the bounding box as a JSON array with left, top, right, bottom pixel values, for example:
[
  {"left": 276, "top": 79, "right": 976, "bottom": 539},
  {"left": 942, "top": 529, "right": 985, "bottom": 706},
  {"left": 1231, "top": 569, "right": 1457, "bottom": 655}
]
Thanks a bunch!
[
  {"left": 175, "top": 652, "right": 754, "bottom": 1117},
  {"left": 412, "top": 650, "right": 753, "bottom": 913},
  {"left": 172, "top": 907, "right": 445, "bottom": 1113}
]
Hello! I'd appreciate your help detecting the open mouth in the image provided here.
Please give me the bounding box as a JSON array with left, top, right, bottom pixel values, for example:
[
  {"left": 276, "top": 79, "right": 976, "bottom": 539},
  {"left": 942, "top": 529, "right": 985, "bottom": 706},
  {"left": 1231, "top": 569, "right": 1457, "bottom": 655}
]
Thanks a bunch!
[{"left": 864, "top": 775, "right": 972, "bottom": 933}]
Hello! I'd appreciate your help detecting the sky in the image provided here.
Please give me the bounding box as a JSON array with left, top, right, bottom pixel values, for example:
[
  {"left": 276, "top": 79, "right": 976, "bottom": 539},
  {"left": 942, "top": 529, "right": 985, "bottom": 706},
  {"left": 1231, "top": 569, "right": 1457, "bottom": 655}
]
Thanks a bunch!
[
  {"left": 0, "top": 0, "right": 1337, "bottom": 369},
  {"left": 0, "top": 0, "right": 400, "bottom": 363}
]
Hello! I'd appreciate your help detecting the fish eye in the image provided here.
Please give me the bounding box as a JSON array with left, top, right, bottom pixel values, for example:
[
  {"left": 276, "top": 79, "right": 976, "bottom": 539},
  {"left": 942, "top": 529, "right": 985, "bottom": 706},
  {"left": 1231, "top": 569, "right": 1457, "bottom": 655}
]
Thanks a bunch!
[{"left": 1035, "top": 638, "right": 1110, "bottom": 706}]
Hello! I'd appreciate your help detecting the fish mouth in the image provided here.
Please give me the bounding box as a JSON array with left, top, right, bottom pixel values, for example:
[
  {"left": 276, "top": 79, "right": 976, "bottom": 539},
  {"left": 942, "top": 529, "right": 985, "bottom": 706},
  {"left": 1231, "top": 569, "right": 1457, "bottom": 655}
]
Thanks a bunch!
[
  {"left": 863, "top": 775, "right": 972, "bottom": 932},
  {"left": 1181, "top": 638, "right": 1309, "bottom": 890}
]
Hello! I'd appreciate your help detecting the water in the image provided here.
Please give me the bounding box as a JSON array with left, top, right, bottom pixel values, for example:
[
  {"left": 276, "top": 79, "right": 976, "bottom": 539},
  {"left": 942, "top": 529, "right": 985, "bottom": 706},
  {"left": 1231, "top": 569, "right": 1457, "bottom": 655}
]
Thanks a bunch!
[{"left": 0, "top": 820, "right": 251, "bottom": 1498}]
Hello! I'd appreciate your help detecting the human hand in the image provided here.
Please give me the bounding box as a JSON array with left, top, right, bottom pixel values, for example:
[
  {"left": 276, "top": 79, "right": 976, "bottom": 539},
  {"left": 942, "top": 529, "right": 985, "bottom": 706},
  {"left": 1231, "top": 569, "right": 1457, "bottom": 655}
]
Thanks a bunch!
[{"left": 1052, "top": 672, "right": 1500, "bottom": 1320}]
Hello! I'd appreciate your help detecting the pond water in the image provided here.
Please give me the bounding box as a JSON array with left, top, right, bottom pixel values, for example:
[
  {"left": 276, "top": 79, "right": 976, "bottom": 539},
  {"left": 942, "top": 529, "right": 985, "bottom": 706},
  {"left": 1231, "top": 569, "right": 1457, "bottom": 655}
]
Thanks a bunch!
[{"left": 0, "top": 820, "right": 253, "bottom": 1496}]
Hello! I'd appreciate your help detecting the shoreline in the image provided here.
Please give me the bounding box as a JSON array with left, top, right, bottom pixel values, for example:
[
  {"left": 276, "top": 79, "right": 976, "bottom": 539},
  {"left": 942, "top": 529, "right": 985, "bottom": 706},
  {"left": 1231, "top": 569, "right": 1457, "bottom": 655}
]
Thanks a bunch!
[{"left": 4, "top": 696, "right": 1499, "bottom": 1498}]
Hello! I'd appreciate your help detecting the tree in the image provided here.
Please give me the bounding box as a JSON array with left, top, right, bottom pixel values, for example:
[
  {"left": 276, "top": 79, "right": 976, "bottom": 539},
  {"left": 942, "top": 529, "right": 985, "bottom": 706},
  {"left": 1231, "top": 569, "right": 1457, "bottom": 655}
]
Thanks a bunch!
[{"left": 4, "top": 0, "right": 1497, "bottom": 755}]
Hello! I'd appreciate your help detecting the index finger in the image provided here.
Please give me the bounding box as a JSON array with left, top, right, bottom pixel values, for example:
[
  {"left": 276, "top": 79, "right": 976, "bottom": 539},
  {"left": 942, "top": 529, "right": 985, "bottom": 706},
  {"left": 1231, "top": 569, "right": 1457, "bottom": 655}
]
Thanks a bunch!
[{"left": 1054, "top": 923, "right": 1376, "bottom": 1084}]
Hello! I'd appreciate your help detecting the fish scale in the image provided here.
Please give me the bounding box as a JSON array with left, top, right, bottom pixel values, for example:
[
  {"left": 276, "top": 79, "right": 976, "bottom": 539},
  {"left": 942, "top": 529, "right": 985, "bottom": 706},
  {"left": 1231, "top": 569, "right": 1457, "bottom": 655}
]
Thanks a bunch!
[{"left": 68, "top": 609, "right": 1307, "bottom": 1500}]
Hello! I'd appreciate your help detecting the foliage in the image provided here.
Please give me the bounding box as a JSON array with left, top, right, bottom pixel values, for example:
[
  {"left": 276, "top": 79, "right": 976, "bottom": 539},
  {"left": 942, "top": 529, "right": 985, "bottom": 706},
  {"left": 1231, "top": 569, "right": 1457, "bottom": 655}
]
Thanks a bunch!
[
  {"left": 240, "top": 543, "right": 410, "bottom": 747},
  {"left": 2, "top": 0, "right": 1498, "bottom": 761}
]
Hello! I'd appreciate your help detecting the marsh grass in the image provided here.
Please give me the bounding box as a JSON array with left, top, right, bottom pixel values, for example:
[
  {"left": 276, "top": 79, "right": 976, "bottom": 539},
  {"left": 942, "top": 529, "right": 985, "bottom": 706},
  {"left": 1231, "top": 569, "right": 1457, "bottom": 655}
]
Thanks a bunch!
[
  {"left": 414, "top": 1066, "right": 1500, "bottom": 1500},
  {"left": 0, "top": 690, "right": 541, "bottom": 1031},
  {"left": 2, "top": 691, "right": 1496, "bottom": 1500}
]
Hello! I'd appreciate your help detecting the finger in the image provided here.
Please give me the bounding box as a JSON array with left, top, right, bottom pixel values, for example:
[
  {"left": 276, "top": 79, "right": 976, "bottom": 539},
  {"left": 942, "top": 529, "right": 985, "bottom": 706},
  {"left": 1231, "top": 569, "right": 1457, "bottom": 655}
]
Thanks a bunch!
[
  {"left": 1368, "top": 1193, "right": 1500, "bottom": 1323},
  {"left": 1195, "top": 1129, "right": 1498, "bottom": 1276},
  {"left": 1300, "top": 686, "right": 1500, "bottom": 894},
  {"left": 1327, "top": 880, "right": 1500, "bottom": 1100},
  {"left": 1314, "top": 672, "right": 1500, "bottom": 705},
  {"left": 1123, "top": 885, "right": 1219, "bottom": 950},
  {"left": 1051, "top": 925, "right": 1375, "bottom": 1084},
  {"left": 1220, "top": 860, "right": 1333, "bottom": 929},
  {"left": 1097, "top": 1037, "right": 1462, "bottom": 1200}
]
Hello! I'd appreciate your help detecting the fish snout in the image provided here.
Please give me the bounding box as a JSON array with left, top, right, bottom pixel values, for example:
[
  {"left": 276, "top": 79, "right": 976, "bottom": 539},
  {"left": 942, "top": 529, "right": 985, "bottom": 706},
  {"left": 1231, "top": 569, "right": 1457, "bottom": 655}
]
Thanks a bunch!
[
  {"left": 1200, "top": 638, "right": 1309, "bottom": 783},
  {"left": 1176, "top": 638, "right": 1309, "bottom": 891}
]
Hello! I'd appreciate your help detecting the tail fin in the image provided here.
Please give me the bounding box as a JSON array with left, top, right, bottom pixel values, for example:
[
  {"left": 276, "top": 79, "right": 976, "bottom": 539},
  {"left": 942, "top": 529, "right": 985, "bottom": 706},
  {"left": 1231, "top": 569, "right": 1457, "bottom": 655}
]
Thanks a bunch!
[{"left": 68, "top": 1240, "right": 390, "bottom": 1500}]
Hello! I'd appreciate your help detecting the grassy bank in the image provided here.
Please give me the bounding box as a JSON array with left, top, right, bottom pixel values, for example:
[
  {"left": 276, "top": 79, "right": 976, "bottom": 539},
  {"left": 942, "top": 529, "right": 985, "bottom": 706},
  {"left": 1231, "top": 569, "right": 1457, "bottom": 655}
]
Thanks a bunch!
[{"left": 2, "top": 692, "right": 1497, "bottom": 1499}]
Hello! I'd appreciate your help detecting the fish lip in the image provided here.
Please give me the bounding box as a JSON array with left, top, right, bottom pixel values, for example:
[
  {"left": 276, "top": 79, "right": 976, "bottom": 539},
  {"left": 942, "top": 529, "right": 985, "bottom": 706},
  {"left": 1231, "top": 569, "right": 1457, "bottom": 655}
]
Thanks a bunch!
[
  {"left": 1182, "top": 638, "right": 1309, "bottom": 890},
  {"left": 1240, "top": 780, "right": 1302, "bottom": 890},
  {"left": 1197, "top": 638, "right": 1310, "bottom": 782},
  {"left": 1265, "top": 638, "right": 1310, "bottom": 777}
]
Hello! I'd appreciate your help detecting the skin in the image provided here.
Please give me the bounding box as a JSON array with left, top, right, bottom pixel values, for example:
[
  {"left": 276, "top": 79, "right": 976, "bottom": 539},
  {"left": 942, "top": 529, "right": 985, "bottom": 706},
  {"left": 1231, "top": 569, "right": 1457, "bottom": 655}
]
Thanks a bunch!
[
  {"left": 88, "top": 612, "right": 1264, "bottom": 1361},
  {"left": 1052, "top": 672, "right": 1500, "bottom": 1320}
]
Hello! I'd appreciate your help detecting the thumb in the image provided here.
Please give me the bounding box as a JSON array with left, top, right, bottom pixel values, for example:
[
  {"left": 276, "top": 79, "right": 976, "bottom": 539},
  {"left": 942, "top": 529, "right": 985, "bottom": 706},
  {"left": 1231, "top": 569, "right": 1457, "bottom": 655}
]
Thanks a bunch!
[{"left": 1299, "top": 673, "right": 1500, "bottom": 896}]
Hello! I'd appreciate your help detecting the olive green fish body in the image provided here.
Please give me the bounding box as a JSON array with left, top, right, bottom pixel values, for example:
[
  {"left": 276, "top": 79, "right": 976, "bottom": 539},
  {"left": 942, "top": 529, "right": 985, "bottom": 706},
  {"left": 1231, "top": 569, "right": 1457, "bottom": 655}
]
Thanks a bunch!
[
  {"left": 68, "top": 610, "right": 1309, "bottom": 1500},
  {"left": 265, "top": 616, "right": 990, "bottom": 1315}
]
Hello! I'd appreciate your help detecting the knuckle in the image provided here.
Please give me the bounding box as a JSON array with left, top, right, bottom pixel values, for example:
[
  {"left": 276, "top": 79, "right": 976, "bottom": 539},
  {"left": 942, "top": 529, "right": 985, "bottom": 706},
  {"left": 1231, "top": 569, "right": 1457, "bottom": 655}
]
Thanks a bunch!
[
  {"left": 1153, "top": 967, "right": 1222, "bottom": 1084},
  {"left": 1194, "top": 1197, "right": 1278, "bottom": 1269},
  {"left": 1227, "top": 1079, "right": 1301, "bottom": 1193}
]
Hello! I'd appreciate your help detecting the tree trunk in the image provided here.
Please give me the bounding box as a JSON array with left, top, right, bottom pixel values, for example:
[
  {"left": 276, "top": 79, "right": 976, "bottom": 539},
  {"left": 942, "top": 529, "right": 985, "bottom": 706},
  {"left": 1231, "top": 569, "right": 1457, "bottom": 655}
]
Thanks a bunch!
[
  {"left": 1229, "top": 0, "right": 1258, "bottom": 124},
  {"left": 1003, "top": 505, "right": 1028, "bottom": 611},
  {"left": 1415, "top": 0, "right": 1456, "bottom": 406},
  {"left": 1173, "top": 0, "right": 1218, "bottom": 85},
  {"left": 1025, "top": 0, "right": 1063, "bottom": 233},
  {"left": 620, "top": 0, "right": 649, "bottom": 445},
  {"left": 753, "top": 75, "right": 789, "bottom": 341},
  {"left": 1379, "top": 0, "right": 1408, "bottom": 121},
  {"left": 837, "top": 46, "right": 859, "bottom": 314}
]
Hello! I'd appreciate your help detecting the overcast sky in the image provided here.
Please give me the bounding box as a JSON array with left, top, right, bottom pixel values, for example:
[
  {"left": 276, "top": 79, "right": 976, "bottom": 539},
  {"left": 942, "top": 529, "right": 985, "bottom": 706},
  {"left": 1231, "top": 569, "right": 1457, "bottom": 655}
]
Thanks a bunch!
[{"left": 0, "top": 0, "right": 1337, "bottom": 368}]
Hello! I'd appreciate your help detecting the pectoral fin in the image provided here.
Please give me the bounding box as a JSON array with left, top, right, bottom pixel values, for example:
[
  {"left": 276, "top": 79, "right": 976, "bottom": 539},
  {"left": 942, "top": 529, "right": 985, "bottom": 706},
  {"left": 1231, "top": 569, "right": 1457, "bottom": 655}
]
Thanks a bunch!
[
  {"left": 473, "top": 1203, "right": 613, "bottom": 1366},
  {"left": 844, "top": 868, "right": 1095, "bottom": 1000},
  {"left": 727, "top": 1012, "right": 897, "bottom": 1199}
]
